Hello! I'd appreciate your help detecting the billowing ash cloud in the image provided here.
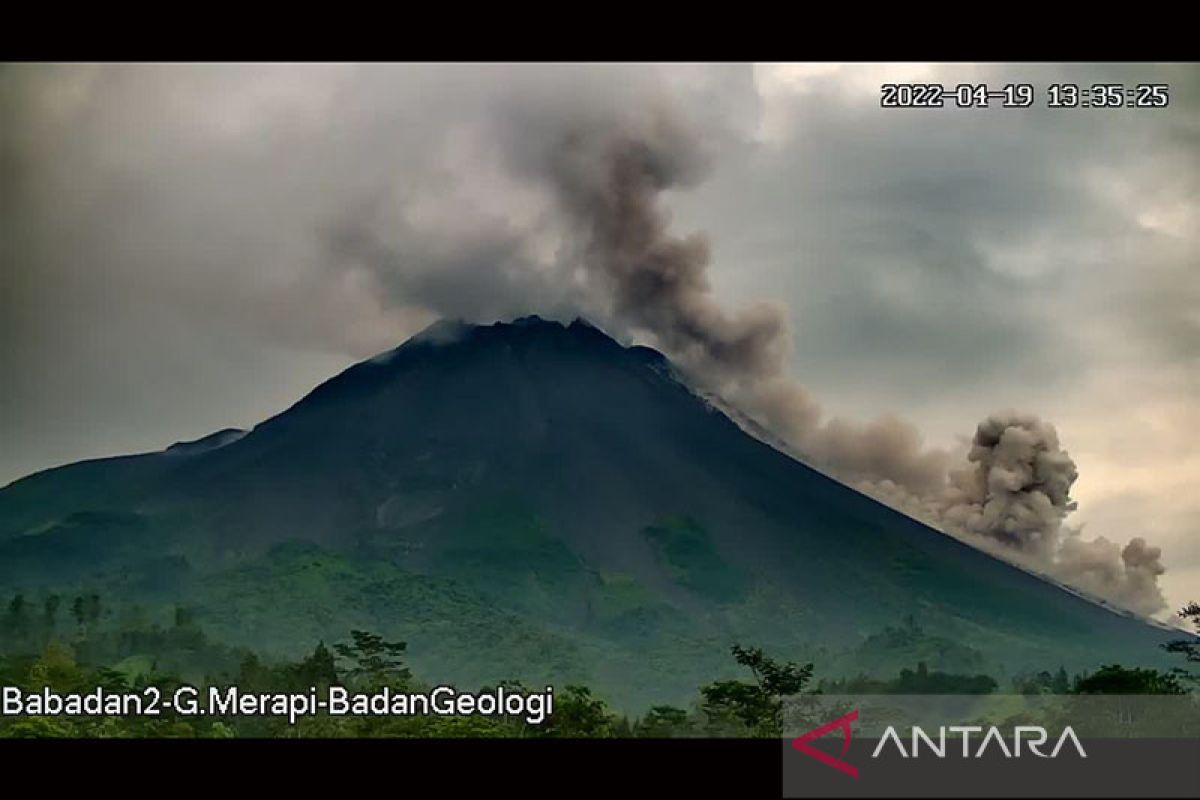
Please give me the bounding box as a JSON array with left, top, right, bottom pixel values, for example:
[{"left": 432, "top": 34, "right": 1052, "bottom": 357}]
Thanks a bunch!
[
  {"left": 1056, "top": 536, "right": 1167, "bottom": 616},
  {"left": 939, "top": 412, "right": 1079, "bottom": 556},
  {"left": 817, "top": 407, "right": 1167, "bottom": 616},
  {"left": 292, "top": 73, "right": 1171, "bottom": 614},
  {"left": 443, "top": 100, "right": 1169, "bottom": 616},
  {"left": 924, "top": 412, "right": 1165, "bottom": 615},
  {"left": 543, "top": 114, "right": 789, "bottom": 385},
  {"left": 509, "top": 103, "right": 956, "bottom": 502}
]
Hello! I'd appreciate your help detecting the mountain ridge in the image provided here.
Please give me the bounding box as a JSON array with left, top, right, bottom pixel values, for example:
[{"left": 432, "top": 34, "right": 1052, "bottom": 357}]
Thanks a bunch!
[{"left": 0, "top": 315, "right": 1182, "bottom": 708}]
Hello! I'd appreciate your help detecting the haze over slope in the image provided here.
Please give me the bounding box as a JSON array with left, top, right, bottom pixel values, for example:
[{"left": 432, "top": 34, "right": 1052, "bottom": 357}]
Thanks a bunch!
[{"left": 0, "top": 317, "right": 1179, "bottom": 708}]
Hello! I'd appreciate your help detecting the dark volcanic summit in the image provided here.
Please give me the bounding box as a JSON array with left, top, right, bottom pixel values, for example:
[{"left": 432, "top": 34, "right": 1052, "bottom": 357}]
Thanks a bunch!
[{"left": 0, "top": 316, "right": 1178, "bottom": 707}]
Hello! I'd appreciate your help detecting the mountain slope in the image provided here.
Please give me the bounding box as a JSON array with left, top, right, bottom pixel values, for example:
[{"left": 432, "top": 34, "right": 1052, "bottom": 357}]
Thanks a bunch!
[{"left": 0, "top": 316, "right": 1181, "bottom": 707}]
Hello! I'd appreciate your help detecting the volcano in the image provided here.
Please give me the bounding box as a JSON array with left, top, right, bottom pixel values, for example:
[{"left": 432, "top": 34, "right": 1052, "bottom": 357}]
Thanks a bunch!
[{"left": 0, "top": 316, "right": 1179, "bottom": 708}]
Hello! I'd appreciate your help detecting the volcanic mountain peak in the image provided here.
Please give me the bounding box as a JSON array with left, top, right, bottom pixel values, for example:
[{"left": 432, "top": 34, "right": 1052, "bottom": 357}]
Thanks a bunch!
[
  {"left": 400, "top": 314, "right": 639, "bottom": 353},
  {"left": 287, "top": 314, "right": 672, "bottom": 413},
  {"left": 358, "top": 315, "right": 611, "bottom": 369},
  {"left": 0, "top": 314, "right": 1181, "bottom": 708}
]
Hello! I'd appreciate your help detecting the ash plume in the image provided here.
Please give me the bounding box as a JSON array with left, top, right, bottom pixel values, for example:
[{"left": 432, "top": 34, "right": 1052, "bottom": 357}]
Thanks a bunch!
[
  {"left": 528, "top": 106, "right": 954, "bottom": 500},
  {"left": 521, "top": 104, "right": 1168, "bottom": 616},
  {"left": 1056, "top": 536, "right": 1167, "bottom": 616},
  {"left": 328, "top": 86, "right": 1169, "bottom": 616},
  {"left": 920, "top": 412, "right": 1166, "bottom": 615},
  {"left": 938, "top": 412, "right": 1079, "bottom": 557},
  {"left": 543, "top": 115, "right": 789, "bottom": 385}
]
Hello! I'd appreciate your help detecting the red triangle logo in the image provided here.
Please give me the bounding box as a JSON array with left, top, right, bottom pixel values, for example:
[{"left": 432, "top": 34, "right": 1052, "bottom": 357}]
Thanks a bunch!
[{"left": 790, "top": 708, "right": 859, "bottom": 778}]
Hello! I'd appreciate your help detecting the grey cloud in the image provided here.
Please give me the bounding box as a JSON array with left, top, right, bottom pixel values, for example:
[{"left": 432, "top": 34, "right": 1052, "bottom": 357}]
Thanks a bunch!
[{"left": 671, "top": 64, "right": 1200, "bottom": 414}]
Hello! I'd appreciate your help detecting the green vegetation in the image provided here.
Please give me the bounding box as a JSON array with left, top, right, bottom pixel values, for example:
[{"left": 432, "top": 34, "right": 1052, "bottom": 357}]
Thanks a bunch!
[
  {"left": 821, "top": 661, "right": 998, "bottom": 694},
  {"left": 1164, "top": 601, "right": 1200, "bottom": 690},
  {"left": 641, "top": 516, "right": 750, "bottom": 603},
  {"left": 0, "top": 493, "right": 1182, "bottom": 712},
  {"left": 698, "top": 644, "right": 814, "bottom": 736},
  {"left": 0, "top": 317, "right": 1186, "bottom": 716},
  {"left": 431, "top": 501, "right": 592, "bottom": 619},
  {"left": 0, "top": 595, "right": 1194, "bottom": 739},
  {"left": 831, "top": 614, "right": 988, "bottom": 676}
]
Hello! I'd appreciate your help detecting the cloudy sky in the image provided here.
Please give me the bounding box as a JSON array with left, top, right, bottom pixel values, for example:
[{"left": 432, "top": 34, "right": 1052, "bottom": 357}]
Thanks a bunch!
[{"left": 1, "top": 63, "right": 1196, "bottom": 612}]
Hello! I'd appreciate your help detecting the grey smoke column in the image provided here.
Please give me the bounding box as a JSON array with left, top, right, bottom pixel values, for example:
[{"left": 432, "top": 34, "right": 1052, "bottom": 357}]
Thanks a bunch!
[
  {"left": 544, "top": 111, "right": 789, "bottom": 385},
  {"left": 327, "top": 88, "right": 1169, "bottom": 617},
  {"left": 527, "top": 107, "right": 1168, "bottom": 616},
  {"left": 536, "top": 107, "right": 952, "bottom": 499}
]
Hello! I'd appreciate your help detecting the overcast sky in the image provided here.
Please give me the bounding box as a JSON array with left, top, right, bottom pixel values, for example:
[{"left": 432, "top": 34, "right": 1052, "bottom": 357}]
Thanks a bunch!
[{"left": 1, "top": 63, "right": 1196, "bottom": 611}]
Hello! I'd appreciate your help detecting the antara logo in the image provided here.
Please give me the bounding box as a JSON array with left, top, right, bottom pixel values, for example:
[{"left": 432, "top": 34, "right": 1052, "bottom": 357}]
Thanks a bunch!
[
  {"left": 791, "top": 709, "right": 860, "bottom": 778},
  {"left": 791, "top": 710, "right": 1088, "bottom": 778},
  {"left": 871, "top": 725, "right": 1088, "bottom": 759}
]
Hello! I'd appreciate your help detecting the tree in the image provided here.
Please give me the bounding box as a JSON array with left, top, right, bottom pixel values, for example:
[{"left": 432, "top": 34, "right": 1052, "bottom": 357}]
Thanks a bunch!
[
  {"left": 637, "top": 705, "right": 691, "bottom": 737},
  {"left": 94, "top": 666, "right": 131, "bottom": 693},
  {"left": 1063, "top": 663, "right": 1191, "bottom": 737},
  {"left": 700, "top": 644, "right": 814, "bottom": 736},
  {"left": 1073, "top": 665, "right": 1185, "bottom": 695},
  {"left": 538, "top": 685, "right": 614, "bottom": 737},
  {"left": 173, "top": 605, "right": 195, "bottom": 629},
  {"left": 333, "top": 630, "right": 410, "bottom": 688},
  {"left": 42, "top": 594, "right": 61, "bottom": 628},
  {"left": 236, "top": 653, "right": 274, "bottom": 694},
  {"left": 1161, "top": 604, "right": 1200, "bottom": 686},
  {"left": 895, "top": 662, "right": 997, "bottom": 694},
  {"left": 28, "top": 641, "right": 84, "bottom": 693},
  {"left": 1052, "top": 666, "right": 1070, "bottom": 694},
  {"left": 71, "top": 595, "right": 86, "bottom": 629},
  {"left": 5, "top": 594, "right": 30, "bottom": 646},
  {"left": 293, "top": 641, "right": 339, "bottom": 689}
]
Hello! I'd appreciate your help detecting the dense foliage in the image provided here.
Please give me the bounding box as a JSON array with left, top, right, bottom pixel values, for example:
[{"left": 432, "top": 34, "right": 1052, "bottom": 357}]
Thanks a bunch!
[{"left": 0, "top": 593, "right": 1194, "bottom": 738}]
